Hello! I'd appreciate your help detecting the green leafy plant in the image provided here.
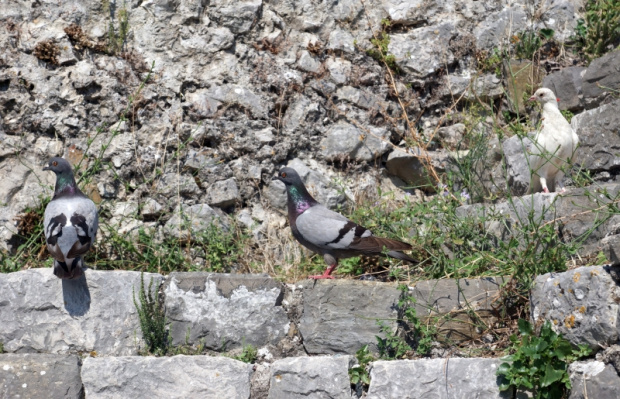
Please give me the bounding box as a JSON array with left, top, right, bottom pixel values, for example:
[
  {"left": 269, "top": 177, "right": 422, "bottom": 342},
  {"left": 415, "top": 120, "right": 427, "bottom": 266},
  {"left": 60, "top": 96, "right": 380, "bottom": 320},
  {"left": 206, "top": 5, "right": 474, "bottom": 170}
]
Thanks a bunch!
[
  {"left": 497, "top": 319, "right": 592, "bottom": 399},
  {"left": 133, "top": 273, "right": 168, "bottom": 355},
  {"left": 232, "top": 343, "right": 258, "bottom": 364},
  {"left": 572, "top": 0, "right": 620, "bottom": 60},
  {"left": 398, "top": 285, "right": 437, "bottom": 355},
  {"left": 514, "top": 29, "right": 554, "bottom": 59},
  {"left": 376, "top": 319, "right": 411, "bottom": 360},
  {"left": 365, "top": 19, "right": 400, "bottom": 73},
  {"left": 103, "top": 0, "right": 130, "bottom": 54},
  {"left": 349, "top": 345, "right": 374, "bottom": 387}
]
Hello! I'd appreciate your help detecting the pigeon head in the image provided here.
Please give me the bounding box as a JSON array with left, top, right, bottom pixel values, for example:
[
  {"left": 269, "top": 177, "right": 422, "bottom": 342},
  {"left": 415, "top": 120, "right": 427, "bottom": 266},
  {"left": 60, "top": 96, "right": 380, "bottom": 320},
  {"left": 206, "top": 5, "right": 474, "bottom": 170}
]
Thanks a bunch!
[
  {"left": 529, "top": 88, "right": 559, "bottom": 105},
  {"left": 274, "top": 167, "right": 318, "bottom": 214},
  {"left": 43, "top": 157, "right": 74, "bottom": 176},
  {"left": 274, "top": 167, "right": 304, "bottom": 187},
  {"left": 43, "top": 157, "right": 81, "bottom": 198}
]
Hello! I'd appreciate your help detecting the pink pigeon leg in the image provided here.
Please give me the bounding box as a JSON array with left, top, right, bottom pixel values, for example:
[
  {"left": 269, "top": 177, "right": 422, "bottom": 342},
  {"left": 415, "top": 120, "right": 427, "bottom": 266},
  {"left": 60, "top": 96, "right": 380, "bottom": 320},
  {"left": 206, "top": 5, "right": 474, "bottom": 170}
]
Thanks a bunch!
[{"left": 309, "top": 255, "right": 338, "bottom": 279}]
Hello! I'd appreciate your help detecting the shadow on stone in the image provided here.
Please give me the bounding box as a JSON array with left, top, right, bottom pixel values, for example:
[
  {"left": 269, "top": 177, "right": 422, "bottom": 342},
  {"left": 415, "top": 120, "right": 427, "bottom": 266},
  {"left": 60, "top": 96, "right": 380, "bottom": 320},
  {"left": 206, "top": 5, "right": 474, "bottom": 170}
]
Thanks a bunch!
[{"left": 62, "top": 272, "right": 91, "bottom": 316}]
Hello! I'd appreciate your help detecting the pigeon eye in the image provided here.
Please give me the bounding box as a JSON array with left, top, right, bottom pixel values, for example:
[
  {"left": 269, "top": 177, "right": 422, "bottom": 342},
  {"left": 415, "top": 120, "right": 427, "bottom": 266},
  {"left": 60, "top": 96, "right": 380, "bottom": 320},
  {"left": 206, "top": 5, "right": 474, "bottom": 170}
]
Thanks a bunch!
[
  {"left": 52, "top": 161, "right": 58, "bottom": 167},
  {"left": 539, "top": 93, "right": 543, "bottom": 97},
  {"left": 281, "top": 172, "right": 287, "bottom": 178}
]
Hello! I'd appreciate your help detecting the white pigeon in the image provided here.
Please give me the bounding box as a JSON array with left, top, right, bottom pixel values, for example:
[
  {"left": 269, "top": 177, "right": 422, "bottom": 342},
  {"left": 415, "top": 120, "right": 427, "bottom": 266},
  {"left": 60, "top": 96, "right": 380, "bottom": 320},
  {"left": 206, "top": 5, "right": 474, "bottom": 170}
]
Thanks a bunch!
[
  {"left": 527, "top": 88, "right": 579, "bottom": 193},
  {"left": 43, "top": 157, "right": 98, "bottom": 279}
]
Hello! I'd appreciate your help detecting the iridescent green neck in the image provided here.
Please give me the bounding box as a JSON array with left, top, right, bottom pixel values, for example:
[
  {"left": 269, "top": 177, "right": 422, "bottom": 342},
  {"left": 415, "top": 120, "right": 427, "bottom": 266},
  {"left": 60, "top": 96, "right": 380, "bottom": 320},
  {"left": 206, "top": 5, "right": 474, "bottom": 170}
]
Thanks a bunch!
[
  {"left": 54, "top": 174, "right": 78, "bottom": 198},
  {"left": 287, "top": 184, "right": 318, "bottom": 215}
]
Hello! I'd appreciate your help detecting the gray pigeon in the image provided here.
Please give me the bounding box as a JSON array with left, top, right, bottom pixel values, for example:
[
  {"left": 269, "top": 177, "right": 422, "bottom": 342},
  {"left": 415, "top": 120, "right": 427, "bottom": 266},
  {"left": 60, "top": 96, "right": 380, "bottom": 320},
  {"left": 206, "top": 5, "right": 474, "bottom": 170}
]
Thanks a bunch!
[
  {"left": 527, "top": 88, "right": 579, "bottom": 193},
  {"left": 274, "top": 167, "right": 417, "bottom": 279},
  {"left": 43, "top": 157, "right": 98, "bottom": 279}
]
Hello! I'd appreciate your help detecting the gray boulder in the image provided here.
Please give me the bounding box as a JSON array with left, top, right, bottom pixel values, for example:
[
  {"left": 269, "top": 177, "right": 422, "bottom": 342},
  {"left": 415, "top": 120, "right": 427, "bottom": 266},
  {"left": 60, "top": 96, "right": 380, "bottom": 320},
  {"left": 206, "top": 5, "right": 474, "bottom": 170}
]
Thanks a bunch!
[
  {"left": 568, "top": 360, "right": 620, "bottom": 399},
  {"left": 530, "top": 265, "right": 620, "bottom": 350},
  {"left": 0, "top": 354, "right": 83, "bottom": 399},
  {"left": 163, "top": 204, "right": 229, "bottom": 239},
  {"left": 207, "top": 178, "right": 240, "bottom": 208},
  {"left": 368, "top": 358, "right": 512, "bottom": 398},
  {"left": 542, "top": 66, "right": 586, "bottom": 112},
  {"left": 503, "top": 135, "right": 535, "bottom": 196},
  {"left": 0, "top": 269, "right": 163, "bottom": 355},
  {"left": 82, "top": 355, "right": 252, "bottom": 398},
  {"left": 582, "top": 50, "right": 620, "bottom": 110},
  {"left": 298, "top": 279, "right": 401, "bottom": 355},
  {"left": 571, "top": 99, "right": 620, "bottom": 173},
  {"left": 267, "top": 355, "right": 352, "bottom": 399},
  {"left": 163, "top": 273, "right": 289, "bottom": 350},
  {"left": 385, "top": 147, "right": 452, "bottom": 188},
  {"left": 321, "top": 122, "right": 391, "bottom": 162},
  {"left": 389, "top": 23, "right": 456, "bottom": 79}
]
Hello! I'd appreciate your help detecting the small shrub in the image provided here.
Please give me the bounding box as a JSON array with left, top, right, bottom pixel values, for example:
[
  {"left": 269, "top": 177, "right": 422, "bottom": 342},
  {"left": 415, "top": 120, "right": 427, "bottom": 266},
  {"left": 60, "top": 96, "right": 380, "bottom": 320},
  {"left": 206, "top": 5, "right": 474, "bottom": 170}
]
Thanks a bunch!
[
  {"left": 232, "top": 343, "right": 258, "bottom": 364},
  {"left": 133, "top": 273, "right": 168, "bottom": 355},
  {"left": 497, "top": 319, "right": 592, "bottom": 399},
  {"left": 376, "top": 319, "right": 411, "bottom": 360},
  {"left": 572, "top": 0, "right": 620, "bottom": 61},
  {"left": 349, "top": 345, "right": 374, "bottom": 388}
]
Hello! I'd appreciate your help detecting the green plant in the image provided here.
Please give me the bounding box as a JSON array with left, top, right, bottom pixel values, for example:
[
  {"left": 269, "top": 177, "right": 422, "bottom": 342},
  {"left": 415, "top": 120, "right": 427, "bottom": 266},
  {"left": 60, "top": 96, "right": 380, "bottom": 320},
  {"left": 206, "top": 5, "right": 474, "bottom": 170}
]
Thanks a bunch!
[
  {"left": 560, "top": 109, "right": 574, "bottom": 123},
  {"left": 0, "top": 341, "right": 4, "bottom": 353},
  {"left": 349, "top": 345, "right": 374, "bottom": 387},
  {"left": 572, "top": 0, "right": 620, "bottom": 60},
  {"left": 398, "top": 285, "right": 437, "bottom": 355},
  {"left": 365, "top": 20, "right": 400, "bottom": 73},
  {"left": 514, "top": 29, "right": 554, "bottom": 59},
  {"left": 133, "top": 273, "right": 168, "bottom": 355},
  {"left": 376, "top": 319, "right": 411, "bottom": 359},
  {"left": 232, "top": 343, "right": 258, "bottom": 364},
  {"left": 103, "top": 0, "right": 130, "bottom": 54},
  {"left": 497, "top": 319, "right": 592, "bottom": 399}
]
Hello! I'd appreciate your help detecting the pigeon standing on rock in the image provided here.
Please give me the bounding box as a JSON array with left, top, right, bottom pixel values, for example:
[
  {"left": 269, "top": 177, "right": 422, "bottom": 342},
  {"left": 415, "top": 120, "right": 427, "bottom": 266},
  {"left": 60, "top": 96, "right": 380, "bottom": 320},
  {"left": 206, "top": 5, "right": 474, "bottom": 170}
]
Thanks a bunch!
[
  {"left": 274, "top": 167, "right": 417, "bottom": 279},
  {"left": 43, "top": 157, "right": 98, "bottom": 279},
  {"left": 527, "top": 88, "right": 579, "bottom": 193}
]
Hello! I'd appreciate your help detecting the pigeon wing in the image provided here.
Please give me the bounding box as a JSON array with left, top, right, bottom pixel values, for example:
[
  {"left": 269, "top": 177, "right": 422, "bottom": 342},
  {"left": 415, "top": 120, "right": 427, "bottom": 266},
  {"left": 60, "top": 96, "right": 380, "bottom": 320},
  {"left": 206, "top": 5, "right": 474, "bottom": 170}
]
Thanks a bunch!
[{"left": 295, "top": 205, "right": 372, "bottom": 250}]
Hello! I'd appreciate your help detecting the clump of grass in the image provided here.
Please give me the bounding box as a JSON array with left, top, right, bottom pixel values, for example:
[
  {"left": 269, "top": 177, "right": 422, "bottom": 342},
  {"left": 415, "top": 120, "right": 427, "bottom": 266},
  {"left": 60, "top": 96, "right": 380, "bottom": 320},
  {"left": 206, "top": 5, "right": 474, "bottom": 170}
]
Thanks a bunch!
[
  {"left": 133, "top": 273, "right": 168, "bottom": 355},
  {"left": 365, "top": 19, "right": 400, "bottom": 73},
  {"left": 231, "top": 343, "right": 258, "bottom": 363},
  {"left": 349, "top": 345, "right": 374, "bottom": 389}
]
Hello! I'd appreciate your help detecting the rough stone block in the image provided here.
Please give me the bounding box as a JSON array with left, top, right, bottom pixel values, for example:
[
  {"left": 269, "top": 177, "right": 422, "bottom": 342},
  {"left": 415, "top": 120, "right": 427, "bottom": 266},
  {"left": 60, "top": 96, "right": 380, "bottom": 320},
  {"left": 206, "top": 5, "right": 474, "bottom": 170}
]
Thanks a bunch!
[
  {"left": 409, "top": 277, "right": 506, "bottom": 342},
  {"left": 531, "top": 265, "right": 620, "bottom": 350},
  {"left": 298, "top": 280, "right": 401, "bottom": 355},
  {"left": 542, "top": 66, "right": 586, "bottom": 111},
  {"left": 386, "top": 147, "right": 452, "bottom": 188},
  {"left": 320, "top": 122, "right": 390, "bottom": 162},
  {"left": 268, "top": 356, "right": 352, "bottom": 399},
  {"left": 81, "top": 355, "right": 252, "bottom": 398},
  {"left": 0, "top": 354, "right": 83, "bottom": 398},
  {"left": 0, "top": 269, "right": 163, "bottom": 355},
  {"left": 582, "top": 51, "right": 620, "bottom": 110},
  {"left": 368, "top": 358, "right": 511, "bottom": 398},
  {"left": 163, "top": 273, "right": 289, "bottom": 350},
  {"left": 568, "top": 360, "right": 620, "bottom": 399},
  {"left": 571, "top": 99, "right": 620, "bottom": 173}
]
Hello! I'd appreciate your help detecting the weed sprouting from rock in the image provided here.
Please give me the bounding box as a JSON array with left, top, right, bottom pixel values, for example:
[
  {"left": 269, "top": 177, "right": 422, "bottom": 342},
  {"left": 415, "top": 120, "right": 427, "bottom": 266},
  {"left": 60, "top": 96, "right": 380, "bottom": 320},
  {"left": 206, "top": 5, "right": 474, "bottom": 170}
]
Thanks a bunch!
[{"left": 133, "top": 273, "right": 168, "bottom": 355}]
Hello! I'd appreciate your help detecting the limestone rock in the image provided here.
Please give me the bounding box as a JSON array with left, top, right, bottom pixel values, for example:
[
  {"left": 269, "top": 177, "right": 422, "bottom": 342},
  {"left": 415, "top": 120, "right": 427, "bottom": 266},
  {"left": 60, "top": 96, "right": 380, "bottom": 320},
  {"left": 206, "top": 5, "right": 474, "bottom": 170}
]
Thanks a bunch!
[
  {"left": 321, "top": 122, "right": 391, "bottom": 162},
  {"left": 368, "top": 358, "right": 511, "bottom": 398},
  {"left": 531, "top": 265, "right": 620, "bottom": 350},
  {"left": 386, "top": 147, "right": 452, "bottom": 188},
  {"left": 542, "top": 66, "right": 586, "bottom": 112},
  {"left": 207, "top": 178, "right": 240, "bottom": 208},
  {"left": 82, "top": 355, "right": 252, "bottom": 398},
  {"left": 268, "top": 356, "right": 352, "bottom": 399},
  {"left": 475, "top": 5, "right": 528, "bottom": 50},
  {"left": 0, "top": 354, "right": 83, "bottom": 399},
  {"left": 163, "top": 273, "right": 289, "bottom": 349},
  {"left": 0, "top": 269, "right": 163, "bottom": 355},
  {"left": 163, "top": 204, "right": 229, "bottom": 239},
  {"left": 298, "top": 280, "right": 401, "bottom": 355},
  {"left": 568, "top": 360, "right": 620, "bottom": 399},
  {"left": 503, "top": 135, "right": 535, "bottom": 196},
  {"left": 571, "top": 99, "right": 620, "bottom": 173},
  {"left": 389, "top": 23, "right": 456, "bottom": 79},
  {"left": 582, "top": 51, "right": 620, "bottom": 110}
]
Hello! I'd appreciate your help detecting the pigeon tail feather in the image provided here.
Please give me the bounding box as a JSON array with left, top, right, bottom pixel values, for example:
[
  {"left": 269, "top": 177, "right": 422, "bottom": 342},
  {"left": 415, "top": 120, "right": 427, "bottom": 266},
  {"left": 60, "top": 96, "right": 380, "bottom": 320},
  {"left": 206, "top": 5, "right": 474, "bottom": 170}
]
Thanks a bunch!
[{"left": 386, "top": 250, "right": 417, "bottom": 263}]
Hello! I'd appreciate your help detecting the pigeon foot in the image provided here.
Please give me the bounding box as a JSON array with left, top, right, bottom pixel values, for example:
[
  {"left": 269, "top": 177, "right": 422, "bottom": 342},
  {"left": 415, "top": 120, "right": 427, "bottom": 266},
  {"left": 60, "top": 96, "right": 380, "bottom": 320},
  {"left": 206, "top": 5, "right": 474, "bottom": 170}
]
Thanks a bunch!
[{"left": 543, "top": 187, "right": 550, "bottom": 193}]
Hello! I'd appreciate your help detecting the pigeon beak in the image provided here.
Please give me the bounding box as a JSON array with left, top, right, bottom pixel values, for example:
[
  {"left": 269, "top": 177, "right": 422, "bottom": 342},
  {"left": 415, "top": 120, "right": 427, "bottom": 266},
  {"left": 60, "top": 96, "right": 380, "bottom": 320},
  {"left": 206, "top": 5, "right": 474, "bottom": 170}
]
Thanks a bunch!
[
  {"left": 272, "top": 176, "right": 281, "bottom": 182},
  {"left": 528, "top": 95, "right": 536, "bottom": 101},
  {"left": 42, "top": 166, "right": 50, "bottom": 171}
]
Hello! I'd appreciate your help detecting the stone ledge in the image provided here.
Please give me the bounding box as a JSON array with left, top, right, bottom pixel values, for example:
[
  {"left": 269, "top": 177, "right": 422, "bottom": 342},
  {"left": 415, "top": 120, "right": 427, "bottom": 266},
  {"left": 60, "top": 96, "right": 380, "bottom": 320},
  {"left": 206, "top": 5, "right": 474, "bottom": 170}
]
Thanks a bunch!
[
  {"left": 81, "top": 355, "right": 252, "bottom": 398},
  {"left": 0, "top": 269, "right": 163, "bottom": 356},
  {"left": 0, "top": 353, "right": 83, "bottom": 399}
]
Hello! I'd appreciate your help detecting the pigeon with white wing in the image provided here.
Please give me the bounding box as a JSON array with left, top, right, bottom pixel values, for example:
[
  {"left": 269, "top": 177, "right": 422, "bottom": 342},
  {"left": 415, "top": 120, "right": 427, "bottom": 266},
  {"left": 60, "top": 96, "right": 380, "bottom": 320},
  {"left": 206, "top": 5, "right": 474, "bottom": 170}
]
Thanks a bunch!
[{"left": 527, "top": 88, "right": 579, "bottom": 193}]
